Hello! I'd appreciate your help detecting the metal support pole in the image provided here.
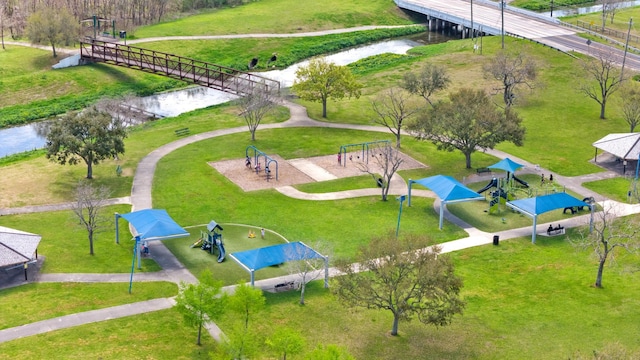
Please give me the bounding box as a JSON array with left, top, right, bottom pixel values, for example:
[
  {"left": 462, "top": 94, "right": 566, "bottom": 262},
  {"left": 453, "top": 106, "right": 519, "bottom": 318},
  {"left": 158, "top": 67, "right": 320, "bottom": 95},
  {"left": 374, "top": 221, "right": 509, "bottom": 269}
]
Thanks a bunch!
[
  {"left": 621, "top": 18, "right": 633, "bottom": 82},
  {"left": 115, "top": 213, "right": 120, "bottom": 244},
  {"left": 396, "top": 195, "right": 407, "bottom": 238},
  {"left": 501, "top": 0, "right": 505, "bottom": 49},
  {"left": 324, "top": 257, "right": 329, "bottom": 289}
]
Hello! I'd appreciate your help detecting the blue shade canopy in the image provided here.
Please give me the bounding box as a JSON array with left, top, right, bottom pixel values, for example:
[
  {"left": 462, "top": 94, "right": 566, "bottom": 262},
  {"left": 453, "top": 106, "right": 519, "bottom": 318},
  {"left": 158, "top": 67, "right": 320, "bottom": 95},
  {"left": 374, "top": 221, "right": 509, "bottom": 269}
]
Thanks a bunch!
[
  {"left": 410, "top": 175, "right": 483, "bottom": 202},
  {"left": 119, "top": 209, "right": 189, "bottom": 241},
  {"left": 507, "top": 192, "right": 589, "bottom": 217},
  {"left": 230, "top": 242, "right": 324, "bottom": 271},
  {"left": 488, "top": 158, "right": 524, "bottom": 173}
]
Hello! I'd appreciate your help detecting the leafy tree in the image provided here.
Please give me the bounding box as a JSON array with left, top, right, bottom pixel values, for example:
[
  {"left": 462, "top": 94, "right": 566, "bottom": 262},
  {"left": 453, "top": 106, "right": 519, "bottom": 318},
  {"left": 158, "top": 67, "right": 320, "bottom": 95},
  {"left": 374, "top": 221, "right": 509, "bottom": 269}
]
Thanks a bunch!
[
  {"left": 371, "top": 87, "right": 420, "bottom": 148},
  {"left": 408, "top": 88, "right": 525, "bottom": 169},
  {"left": 292, "top": 57, "right": 362, "bottom": 118},
  {"left": 46, "top": 106, "right": 127, "bottom": 179},
  {"left": 580, "top": 49, "right": 626, "bottom": 119},
  {"left": 25, "top": 6, "right": 78, "bottom": 57},
  {"left": 175, "top": 269, "right": 227, "bottom": 345},
  {"left": 619, "top": 83, "right": 640, "bottom": 132},
  {"left": 71, "top": 182, "right": 111, "bottom": 256},
  {"left": 225, "top": 283, "right": 266, "bottom": 358},
  {"left": 483, "top": 50, "right": 538, "bottom": 108},
  {"left": 304, "top": 344, "right": 355, "bottom": 360},
  {"left": 333, "top": 232, "right": 465, "bottom": 336},
  {"left": 400, "top": 62, "right": 450, "bottom": 107},
  {"left": 571, "top": 204, "right": 639, "bottom": 288},
  {"left": 265, "top": 327, "right": 306, "bottom": 360},
  {"left": 355, "top": 143, "right": 404, "bottom": 201},
  {"left": 237, "top": 83, "right": 279, "bottom": 141}
]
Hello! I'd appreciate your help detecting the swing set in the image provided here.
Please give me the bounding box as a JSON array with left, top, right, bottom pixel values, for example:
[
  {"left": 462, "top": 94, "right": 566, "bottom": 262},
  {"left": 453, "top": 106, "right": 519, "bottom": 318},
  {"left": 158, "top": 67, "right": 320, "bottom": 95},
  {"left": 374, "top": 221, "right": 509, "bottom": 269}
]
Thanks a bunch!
[
  {"left": 245, "top": 145, "right": 279, "bottom": 180},
  {"left": 338, "top": 140, "right": 390, "bottom": 167}
]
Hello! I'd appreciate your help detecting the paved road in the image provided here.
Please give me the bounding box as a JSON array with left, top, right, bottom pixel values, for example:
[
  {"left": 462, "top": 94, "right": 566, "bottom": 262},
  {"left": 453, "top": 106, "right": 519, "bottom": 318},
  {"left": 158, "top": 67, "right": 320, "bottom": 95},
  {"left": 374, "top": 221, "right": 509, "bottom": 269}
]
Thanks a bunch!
[{"left": 396, "top": 0, "right": 640, "bottom": 71}]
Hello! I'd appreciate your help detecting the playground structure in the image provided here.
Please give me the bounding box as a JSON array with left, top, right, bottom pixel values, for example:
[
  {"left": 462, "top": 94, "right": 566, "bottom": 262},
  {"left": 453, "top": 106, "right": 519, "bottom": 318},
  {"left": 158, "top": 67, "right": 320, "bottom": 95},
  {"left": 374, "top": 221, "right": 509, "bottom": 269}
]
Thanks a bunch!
[
  {"left": 338, "top": 140, "right": 390, "bottom": 167},
  {"left": 477, "top": 174, "right": 530, "bottom": 214},
  {"left": 246, "top": 145, "right": 279, "bottom": 180},
  {"left": 191, "top": 221, "right": 226, "bottom": 263}
]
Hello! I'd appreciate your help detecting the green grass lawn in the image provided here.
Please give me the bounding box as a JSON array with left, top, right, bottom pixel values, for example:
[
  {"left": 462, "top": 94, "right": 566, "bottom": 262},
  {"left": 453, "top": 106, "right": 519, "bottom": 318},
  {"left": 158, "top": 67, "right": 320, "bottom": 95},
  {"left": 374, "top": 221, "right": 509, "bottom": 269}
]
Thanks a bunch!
[
  {"left": 0, "top": 282, "right": 177, "bottom": 329},
  {"left": 561, "top": 5, "right": 640, "bottom": 40},
  {"left": 0, "top": 205, "right": 161, "bottom": 273},
  {"left": 132, "top": 0, "right": 416, "bottom": 38}
]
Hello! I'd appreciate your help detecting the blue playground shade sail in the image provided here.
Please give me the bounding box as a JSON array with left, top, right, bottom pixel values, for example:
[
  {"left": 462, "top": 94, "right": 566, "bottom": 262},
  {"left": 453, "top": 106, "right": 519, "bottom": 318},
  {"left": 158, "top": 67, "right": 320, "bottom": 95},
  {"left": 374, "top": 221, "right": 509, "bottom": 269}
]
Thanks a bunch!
[
  {"left": 408, "top": 175, "right": 485, "bottom": 230},
  {"left": 488, "top": 158, "right": 524, "bottom": 173},
  {"left": 231, "top": 242, "right": 324, "bottom": 271},
  {"left": 506, "top": 193, "right": 591, "bottom": 243},
  {"left": 507, "top": 192, "right": 589, "bottom": 217},
  {"left": 119, "top": 209, "right": 189, "bottom": 241},
  {"left": 409, "top": 175, "right": 483, "bottom": 202}
]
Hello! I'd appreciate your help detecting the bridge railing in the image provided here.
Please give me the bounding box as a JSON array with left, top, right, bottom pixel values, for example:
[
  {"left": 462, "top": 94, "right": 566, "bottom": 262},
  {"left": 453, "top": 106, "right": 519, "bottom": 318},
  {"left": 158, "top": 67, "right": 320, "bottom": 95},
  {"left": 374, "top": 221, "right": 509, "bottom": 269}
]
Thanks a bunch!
[{"left": 80, "top": 40, "right": 280, "bottom": 96}]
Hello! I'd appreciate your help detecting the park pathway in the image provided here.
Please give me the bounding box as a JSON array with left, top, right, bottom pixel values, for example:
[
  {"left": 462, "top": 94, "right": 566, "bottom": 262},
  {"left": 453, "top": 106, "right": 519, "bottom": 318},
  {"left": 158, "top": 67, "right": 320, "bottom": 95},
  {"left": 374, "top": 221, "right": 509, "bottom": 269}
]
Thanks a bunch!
[{"left": 3, "top": 98, "right": 640, "bottom": 344}]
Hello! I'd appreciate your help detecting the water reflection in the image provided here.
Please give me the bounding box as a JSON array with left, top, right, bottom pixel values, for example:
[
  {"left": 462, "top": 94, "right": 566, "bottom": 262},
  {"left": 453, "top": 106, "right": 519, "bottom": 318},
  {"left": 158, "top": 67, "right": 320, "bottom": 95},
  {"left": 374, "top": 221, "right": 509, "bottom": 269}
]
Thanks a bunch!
[
  {"left": 541, "top": 0, "right": 640, "bottom": 17},
  {"left": 1, "top": 35, "right": 455, "bottom": 157}
]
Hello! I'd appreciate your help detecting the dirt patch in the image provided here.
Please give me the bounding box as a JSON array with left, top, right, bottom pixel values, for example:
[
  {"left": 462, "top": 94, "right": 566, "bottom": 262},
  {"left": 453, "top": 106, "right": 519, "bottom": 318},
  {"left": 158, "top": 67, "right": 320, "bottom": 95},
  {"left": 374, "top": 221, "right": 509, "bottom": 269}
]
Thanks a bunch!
[{"left": 209, "top": 152, "right": 428, "bottom": 192}]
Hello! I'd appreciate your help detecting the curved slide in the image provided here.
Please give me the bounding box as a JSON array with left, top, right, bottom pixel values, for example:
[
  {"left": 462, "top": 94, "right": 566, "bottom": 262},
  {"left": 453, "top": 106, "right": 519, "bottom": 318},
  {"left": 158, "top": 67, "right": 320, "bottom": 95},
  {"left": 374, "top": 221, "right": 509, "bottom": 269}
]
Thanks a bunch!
[
  {"left": 477, "top": 178, "right": 498, "bottom": 193},
  {"left": 217, "top": 242, "right": 226, "bottom": 263},
  {"left": 512, "top": 175, "right": 529, "bottom": 188}
]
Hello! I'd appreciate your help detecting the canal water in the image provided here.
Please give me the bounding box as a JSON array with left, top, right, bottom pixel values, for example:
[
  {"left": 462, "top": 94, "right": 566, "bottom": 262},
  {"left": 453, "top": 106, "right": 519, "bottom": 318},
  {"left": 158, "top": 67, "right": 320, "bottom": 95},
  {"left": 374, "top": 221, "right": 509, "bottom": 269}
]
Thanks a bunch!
[
  {"left": 541, "top": 0, "right": 640, "bottom": 17},
  {"left": 0, "top": 32, "right": 456, "bottom": 157}
]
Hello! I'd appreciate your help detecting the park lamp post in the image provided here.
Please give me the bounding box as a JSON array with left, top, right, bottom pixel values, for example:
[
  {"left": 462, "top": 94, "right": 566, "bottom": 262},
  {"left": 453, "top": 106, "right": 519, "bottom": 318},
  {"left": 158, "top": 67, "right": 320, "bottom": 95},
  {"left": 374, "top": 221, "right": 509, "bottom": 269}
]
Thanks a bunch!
[
  {"left": 396, "top": 195, "right": 407, "bottom": 238},
  {"left": 550, "top": 0, "right": 554, "bottom": 17}
]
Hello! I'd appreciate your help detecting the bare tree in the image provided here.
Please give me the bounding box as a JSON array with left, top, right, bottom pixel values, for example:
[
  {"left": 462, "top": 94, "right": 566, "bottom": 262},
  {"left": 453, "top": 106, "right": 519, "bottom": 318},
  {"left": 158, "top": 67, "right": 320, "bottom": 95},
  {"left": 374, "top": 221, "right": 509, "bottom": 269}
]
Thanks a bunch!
[
  {"left": 619, "top": 84, "right": 640, "bottom": 132},
  {"left": 400, "top": 63, "right": 449, "bottom": 107},
  {"left": 601, "top": 0, "right": 622, "bottom": 28},
  {"left": 371, "top": 88, "right": 420, "bottom": 149},
  {"left": 571, "top": 203, "right": 640, "bottom": 288},
  {"left": 238, "top": 84, "right": 279, "bottom": 141},
  {"left": 355, "top": 143, "right": 404, "bottom": 201},
  {"left": 285, "top": 241, "right": 329, "bottom": 305},
  {"left": 72, "top": 182, "right": 111, "bottom": 256},
  {"left": 580, "top": 49, "right": 626, "bottom": 119},
  {"left": 483, "top": 50, "right": 538, "bottom": 108}
]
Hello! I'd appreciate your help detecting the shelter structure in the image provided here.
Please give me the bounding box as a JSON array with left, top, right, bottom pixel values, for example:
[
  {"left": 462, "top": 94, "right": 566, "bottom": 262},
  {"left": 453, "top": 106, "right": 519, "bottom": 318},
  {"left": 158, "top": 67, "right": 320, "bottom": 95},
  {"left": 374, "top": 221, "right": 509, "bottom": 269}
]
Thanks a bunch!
[
  {"left": 408, "top": 175, "right": 485, "bottom": 229},
  {"left": 0, "top": 226, "right": 41, "bottom": 280},
  {"left": 506, "top": 192, "right": 593, "bottom": 244},
  {"left": 115, "top": 209, "right": 190, "bottom": 292},
  {"left": 230, "top": 241, "right": 328, "bottom": 287},
  {"left": 592, "top": 133, "right": 640, "bottom": 174},
  {"left": 489, "top": 157, "right": 524, "bottom": 174}
]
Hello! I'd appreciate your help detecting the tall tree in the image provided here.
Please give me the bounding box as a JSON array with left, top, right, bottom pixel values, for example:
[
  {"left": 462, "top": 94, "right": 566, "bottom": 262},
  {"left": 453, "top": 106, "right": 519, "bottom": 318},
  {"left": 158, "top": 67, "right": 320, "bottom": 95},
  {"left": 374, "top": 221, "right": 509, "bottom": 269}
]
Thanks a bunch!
[
  {"left": 571, "top": 204, "right": 639, "bottom": 288},
  {"left": 292, "top": 57, "right": 362, "bottom": 118},
  {"left": 71, "top": 182, "right": 111, "bottom": 256},
  {"left": 237, "top": 83, "right": 279, "bottom": 141},
  {"left": 483, "top": 50, "right": 538, "bottom": 108},
  {"left": 371, "top": 88, "right": 420, "bottom": 149},
  {"left": 225, "top": 282, "right": 266, "bottom": 359},
  {"left": 619, "top": 83, "right": 640, "bottom": 132},
  {"left": 175, "top": 269, "right": 227, "bottom": 346},
  {"left": 265, "top": 327, "right": 306, "bottom": 360},
  {"left": 400, "top": 62, "right": 450, "bottom": 107},
  {"left": 408, "top": 88, "right": 525, "bottom": 169},
  {"left": 580, "top": 49, "right": 626, "bottom": 119},
  {"left": 333, "top": 232, "right": 465, "bottom": 336},
  {"left": 355, "top": 143, "right": 404, "bottom": 201},
  {"left": 46, "top": 106, "right": 127, "bottom": 179},
  {"left": 25, "top": 6, "right": 78, "bottom": 57}
]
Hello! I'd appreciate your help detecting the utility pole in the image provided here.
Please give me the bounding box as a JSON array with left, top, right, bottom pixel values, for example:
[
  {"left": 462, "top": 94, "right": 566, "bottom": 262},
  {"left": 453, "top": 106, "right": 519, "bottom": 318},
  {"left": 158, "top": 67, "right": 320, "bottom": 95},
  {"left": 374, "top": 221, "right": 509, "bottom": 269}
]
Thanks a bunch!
[
  {"left": 471, "top": 0, "right": 475, "bottom": 52},
  {"left": 621, "top": 18, "right": 633, "bottom": 81},
  {"left": 550, "top": 0, "right": 554, "bottom": 17}
]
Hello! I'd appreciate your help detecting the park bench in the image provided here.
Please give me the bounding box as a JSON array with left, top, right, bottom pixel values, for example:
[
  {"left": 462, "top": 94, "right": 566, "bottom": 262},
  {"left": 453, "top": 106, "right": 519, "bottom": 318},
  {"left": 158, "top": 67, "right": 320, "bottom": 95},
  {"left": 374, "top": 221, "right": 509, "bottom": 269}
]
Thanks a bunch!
[
  {"left": 547, "top": 227, "right": 565, "bottom": 236},
  {"left": 274, "top": 281, "right": 295, "bottom": 292},
  {"left": 476, "top": 167, "right": 491, "bottom": 174},
  {"left": 174, "top": 128, "right": 190, "bottom": 136}
]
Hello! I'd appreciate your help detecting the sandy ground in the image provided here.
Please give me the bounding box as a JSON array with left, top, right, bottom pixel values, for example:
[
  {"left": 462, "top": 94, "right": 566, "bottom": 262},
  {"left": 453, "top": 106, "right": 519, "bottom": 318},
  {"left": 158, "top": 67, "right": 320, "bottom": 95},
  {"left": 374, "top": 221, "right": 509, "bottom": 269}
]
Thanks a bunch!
[{"left": 209, "top": 151, "right": 428, "bottom": 192}]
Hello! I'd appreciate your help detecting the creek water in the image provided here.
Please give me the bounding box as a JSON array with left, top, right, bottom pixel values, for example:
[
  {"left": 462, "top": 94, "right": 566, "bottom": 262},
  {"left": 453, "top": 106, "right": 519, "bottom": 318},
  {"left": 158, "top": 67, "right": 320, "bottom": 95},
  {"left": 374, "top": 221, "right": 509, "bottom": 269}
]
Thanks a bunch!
[
  {"left": 540, "top": 0, "right": 640, "bottom": 17},
  {"left": 0, "top": 32, "right": 456, "bottom": 157}
]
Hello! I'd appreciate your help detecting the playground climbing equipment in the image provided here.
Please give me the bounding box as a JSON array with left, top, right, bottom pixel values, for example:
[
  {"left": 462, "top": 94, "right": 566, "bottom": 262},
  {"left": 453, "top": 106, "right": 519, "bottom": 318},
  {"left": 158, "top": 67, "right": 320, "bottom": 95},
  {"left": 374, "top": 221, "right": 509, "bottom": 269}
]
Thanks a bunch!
[
  {"left": 191, "top": 220, "right": 226, "bottom": 263},
  {"left": 246, "top": 145, "right": 278, "bottom": 180}
]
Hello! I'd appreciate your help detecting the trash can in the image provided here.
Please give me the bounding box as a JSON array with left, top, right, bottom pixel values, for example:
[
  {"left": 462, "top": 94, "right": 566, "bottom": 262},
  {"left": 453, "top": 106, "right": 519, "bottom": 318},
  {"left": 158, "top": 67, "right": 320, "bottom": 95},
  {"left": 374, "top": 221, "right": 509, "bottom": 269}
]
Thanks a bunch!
[{"left": 493, "top": 235, "right": 499, "bottom": 246}]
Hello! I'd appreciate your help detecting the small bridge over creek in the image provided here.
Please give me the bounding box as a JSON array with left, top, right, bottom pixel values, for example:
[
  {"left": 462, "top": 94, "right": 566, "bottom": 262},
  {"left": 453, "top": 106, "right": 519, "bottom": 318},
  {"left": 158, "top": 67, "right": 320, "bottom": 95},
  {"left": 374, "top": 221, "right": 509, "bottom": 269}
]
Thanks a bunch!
[{"left": 80, "top": 40, "right": 280, "bottom": 96}]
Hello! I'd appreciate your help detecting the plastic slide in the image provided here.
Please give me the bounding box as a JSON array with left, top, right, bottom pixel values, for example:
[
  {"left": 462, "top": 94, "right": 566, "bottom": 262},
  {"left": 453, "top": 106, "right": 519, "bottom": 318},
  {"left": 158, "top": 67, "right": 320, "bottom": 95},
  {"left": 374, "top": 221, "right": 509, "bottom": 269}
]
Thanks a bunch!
[
  {"left": 512, "top": 175, "right": 529, "bottom": 188},
  {"left": 217, "top": 242, "right": 226, "bottom": 263},
  {"left": 477, "top": 178, "right": 498, "bottom": 193}
]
